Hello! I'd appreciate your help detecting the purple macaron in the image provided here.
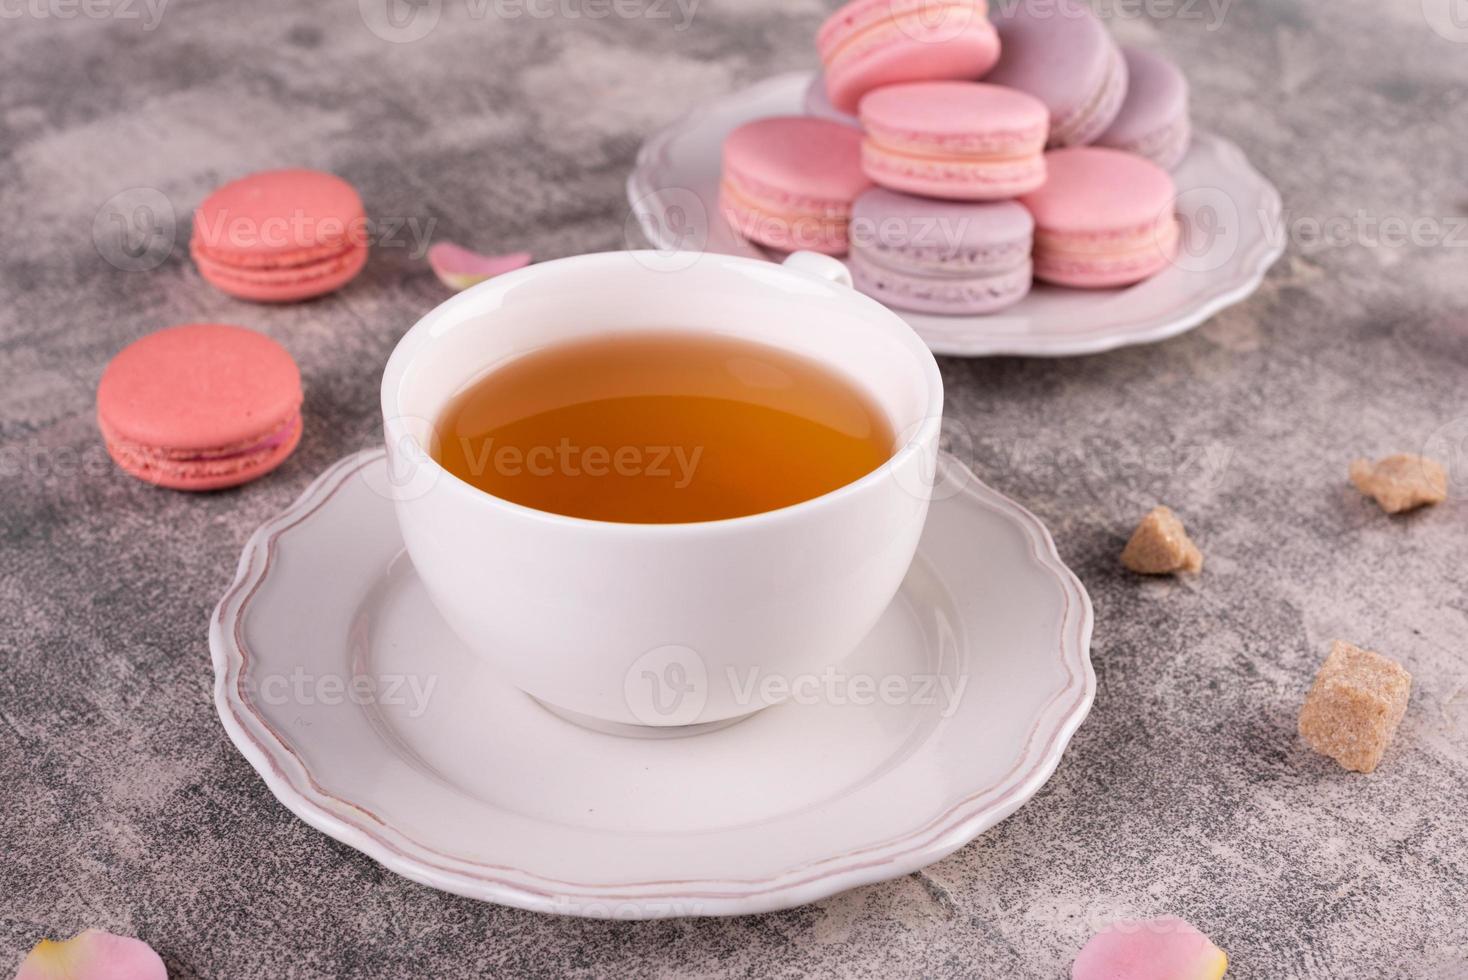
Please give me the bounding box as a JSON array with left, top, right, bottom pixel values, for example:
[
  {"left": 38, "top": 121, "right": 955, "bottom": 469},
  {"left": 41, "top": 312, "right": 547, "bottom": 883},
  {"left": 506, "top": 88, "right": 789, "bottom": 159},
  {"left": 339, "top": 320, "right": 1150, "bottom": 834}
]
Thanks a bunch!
[
  {"left": 1097, "top": 46, "right": 1192, "bottom": 170},
  {"left": 803, "top": 72, "right": 861, "bottom": 128},
  {"left": 984, "top": 0, "right": 1128, "bottom": 148},
  {"left": 848, "top": 188, "right": 1034, "bottom": 315}
]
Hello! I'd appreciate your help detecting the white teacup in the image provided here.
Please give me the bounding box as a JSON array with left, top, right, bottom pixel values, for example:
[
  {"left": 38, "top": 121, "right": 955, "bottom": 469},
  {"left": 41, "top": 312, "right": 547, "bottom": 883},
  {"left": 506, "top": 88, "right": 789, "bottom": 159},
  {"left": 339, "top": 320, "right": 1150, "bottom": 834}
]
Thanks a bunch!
[{"left": 381, "top": 250, "right": 943, "bottom": 728}]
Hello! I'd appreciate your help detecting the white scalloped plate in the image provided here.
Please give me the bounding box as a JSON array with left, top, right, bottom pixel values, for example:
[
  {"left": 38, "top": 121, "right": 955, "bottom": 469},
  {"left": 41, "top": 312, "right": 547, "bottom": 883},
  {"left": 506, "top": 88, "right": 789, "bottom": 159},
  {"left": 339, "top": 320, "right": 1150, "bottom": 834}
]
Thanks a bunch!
[
  {"left": 627, "top": 70, "right": 1285, "bottom": 358},
  {"left": 211, "top": 450, "right": 1093, "bottom": 918}
]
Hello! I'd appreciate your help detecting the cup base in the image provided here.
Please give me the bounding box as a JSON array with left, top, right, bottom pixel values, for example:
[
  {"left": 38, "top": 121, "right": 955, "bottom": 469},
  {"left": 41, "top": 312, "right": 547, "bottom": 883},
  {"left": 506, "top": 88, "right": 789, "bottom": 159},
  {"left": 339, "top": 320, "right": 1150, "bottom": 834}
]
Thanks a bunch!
[{"left": 529, "top": 697, "right": 763, "bottom": 740}]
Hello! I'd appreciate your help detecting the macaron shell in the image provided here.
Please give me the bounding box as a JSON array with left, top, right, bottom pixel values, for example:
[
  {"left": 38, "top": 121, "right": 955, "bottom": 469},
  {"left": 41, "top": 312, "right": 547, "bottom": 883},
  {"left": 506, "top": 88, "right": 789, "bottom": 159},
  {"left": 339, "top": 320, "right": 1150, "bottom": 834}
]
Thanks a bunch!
[
  {"left": 1021, "top": 147, "right": 1176, "bottom": 235},
  {"left": 986, "top": 0, "right": 1126, "bottom": 146},
  {"left": 1097, "top": 46, "right": 1192, "bottom": 169},
  {"left": 859, "top": 81, "right": 1049, "bottom": 151},
  {"left": 102, "top": 413, "right": 303, "bottom": 491},
  {"left": 192, "top": 168, "right": 366, "bottom": 262},
  {"left": 723, "top": 116, "right": 869, "bottom": 202},
  {"left": 851, "top": 250, "right": 1032, "bottom": 314},
  {"left": 194, "top": 240, "right": 369, "bottom": 302},
  {"left": 861, "top": 144, "right": 1047, "bottom": 200},
  {"left": 819, "top": 0, "right": 1001, "bottom": 115},
  {"left": 191, "top": 236, "right": 354, "bottom": 271},
  {"left": 96, "top": 323, "right": 302, "bottom": 453}
]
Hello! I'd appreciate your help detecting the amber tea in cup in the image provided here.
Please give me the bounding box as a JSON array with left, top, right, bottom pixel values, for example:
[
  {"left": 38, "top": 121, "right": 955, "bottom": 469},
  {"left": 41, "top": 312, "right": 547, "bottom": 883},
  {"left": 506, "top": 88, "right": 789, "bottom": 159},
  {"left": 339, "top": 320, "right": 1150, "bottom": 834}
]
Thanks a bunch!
[{"left": 433, "top": 331, "right": 895, "bottom": 523}]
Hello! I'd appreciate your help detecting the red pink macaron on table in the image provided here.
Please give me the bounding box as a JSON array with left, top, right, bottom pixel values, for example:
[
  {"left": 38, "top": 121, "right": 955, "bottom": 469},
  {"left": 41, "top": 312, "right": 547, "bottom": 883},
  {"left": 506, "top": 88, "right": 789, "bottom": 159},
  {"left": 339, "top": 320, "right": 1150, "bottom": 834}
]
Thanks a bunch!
[
  {"left": 718, "top": 0, "right": 1191, "bottom": 317},
  {"left": 191, "top": 168, "right": 369, "bottom": 303},
  {"left": 98, "top": 167, "right": 372, "bottom": 490},
  {"left": 96, "top": 323, "right": 304, "bottom": 490}
]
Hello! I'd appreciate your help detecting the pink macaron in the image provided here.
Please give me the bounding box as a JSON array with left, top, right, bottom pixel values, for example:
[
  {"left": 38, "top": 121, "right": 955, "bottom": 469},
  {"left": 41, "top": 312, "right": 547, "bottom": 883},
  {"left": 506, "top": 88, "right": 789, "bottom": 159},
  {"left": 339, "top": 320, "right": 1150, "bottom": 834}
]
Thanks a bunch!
[
  {"left": 191, "top": 169, "right": 369, "bottom": 302},
  {"left": 720, "top": 116, "right": 871, "bottom": 255},
  {"left": 985, "top": 0, "right": 1127, "bottom": 148},
  {"left": 97, "top": 323, "right": 304, "bottom": 491},
  {"left": 817, "top": 0, "right": 1001, "bottom": 116},
  {"left": 1019, "top": 147, "right": 1180, "bottom": 289},
  {"left": 859, "top": 81, "right": 1049, "bottom": 200}
]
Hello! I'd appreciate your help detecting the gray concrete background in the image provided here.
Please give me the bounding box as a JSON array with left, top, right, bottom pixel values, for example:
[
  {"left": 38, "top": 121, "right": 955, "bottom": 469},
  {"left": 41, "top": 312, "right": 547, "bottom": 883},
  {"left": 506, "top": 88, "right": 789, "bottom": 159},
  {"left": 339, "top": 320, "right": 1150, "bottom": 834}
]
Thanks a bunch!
[{"left": 3, "top": 1, "right": 1467, "bottom": 977}]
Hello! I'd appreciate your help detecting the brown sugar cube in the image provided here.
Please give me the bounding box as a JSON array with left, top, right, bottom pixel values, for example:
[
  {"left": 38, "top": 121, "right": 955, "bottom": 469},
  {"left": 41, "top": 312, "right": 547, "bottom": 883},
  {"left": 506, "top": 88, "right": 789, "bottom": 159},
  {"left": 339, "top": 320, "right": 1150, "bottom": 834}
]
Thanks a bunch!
[
  {"left": 1120, "top": 506, "right": 1203, "bottom": 575},
  {"left": 1299, "top": 640, "right": 1411, "bottom": 773},
  {"left": 1349, "top": 454, "right": 1448, "bottom": 513}
]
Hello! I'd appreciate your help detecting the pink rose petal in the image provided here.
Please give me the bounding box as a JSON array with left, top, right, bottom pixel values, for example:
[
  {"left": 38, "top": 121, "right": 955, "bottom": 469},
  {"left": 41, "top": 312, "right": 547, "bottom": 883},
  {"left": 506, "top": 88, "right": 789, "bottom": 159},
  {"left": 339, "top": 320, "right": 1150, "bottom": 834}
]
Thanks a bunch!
[
  {"left": 14, "top": 929, "right": 167, "bottom": 980},
  {"left": 1072, "top": 916, "right": 1228, "bottom": 980},
  {"left": 427, "top": 242, "right": 532, "bottom": 291}
]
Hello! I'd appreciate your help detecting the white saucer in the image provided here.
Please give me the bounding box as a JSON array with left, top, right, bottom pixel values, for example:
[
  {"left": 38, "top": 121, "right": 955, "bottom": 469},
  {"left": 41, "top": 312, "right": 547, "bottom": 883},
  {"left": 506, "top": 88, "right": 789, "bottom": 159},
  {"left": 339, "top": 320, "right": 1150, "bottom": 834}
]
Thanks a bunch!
[
  {"left": 211, "top": 451, "right": 1094, "bottom": 918},
  {"left": 627, "top": 70, "right": 1285, "bottom": 358}
]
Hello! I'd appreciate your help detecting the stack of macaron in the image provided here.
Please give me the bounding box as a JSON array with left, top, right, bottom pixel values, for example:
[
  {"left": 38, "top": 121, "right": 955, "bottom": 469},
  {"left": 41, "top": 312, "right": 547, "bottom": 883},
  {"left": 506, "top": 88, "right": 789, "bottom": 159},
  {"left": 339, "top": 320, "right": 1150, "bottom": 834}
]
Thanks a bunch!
[{"left": 721, "top": 0, "right": 1193, "bottom": 314}]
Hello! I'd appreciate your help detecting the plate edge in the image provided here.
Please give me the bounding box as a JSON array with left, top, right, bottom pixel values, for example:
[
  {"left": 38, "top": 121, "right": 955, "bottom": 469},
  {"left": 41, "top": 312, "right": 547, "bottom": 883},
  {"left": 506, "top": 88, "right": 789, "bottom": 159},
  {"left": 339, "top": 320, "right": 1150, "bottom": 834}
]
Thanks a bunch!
[{"left": 210, "top": 451, "right": 1095, "bottom": 918}]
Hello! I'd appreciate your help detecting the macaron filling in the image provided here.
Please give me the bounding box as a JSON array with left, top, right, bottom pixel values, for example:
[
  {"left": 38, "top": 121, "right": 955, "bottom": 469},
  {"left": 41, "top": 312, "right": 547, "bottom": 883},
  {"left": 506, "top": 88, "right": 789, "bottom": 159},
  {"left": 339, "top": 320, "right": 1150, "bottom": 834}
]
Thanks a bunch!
[
  {"left": 719, "top": 167, "right": 855, "bottom": 219},
  {"left": 861, "top": 120, "right": 1049, "bottom": 159},
  {"left": 101, "top": 411, "right": 302, "bottom": 463},
  {"left": 861, "top": 145, "right": 1048, "bottom": 196},
  {"left": 719, "top": 181, "right": 851, "bottom": 253},
  {"left": 192, "top": 241, "right": 368, "bottom": 285}
]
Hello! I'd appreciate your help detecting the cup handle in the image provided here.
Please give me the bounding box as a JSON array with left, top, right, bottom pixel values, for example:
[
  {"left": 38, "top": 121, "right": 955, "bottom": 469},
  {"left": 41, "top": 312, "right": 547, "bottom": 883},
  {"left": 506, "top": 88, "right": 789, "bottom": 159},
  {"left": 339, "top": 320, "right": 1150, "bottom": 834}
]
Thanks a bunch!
[{"left": 781, "top": 251, "right": 854, "bottom": 289}]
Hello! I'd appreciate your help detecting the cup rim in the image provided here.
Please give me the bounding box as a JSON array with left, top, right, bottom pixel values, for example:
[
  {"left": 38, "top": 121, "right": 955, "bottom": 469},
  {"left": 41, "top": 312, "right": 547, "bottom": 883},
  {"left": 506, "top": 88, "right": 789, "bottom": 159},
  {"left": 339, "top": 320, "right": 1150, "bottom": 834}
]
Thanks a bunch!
[{"left": 381, "top": 249, "right": 944, "bottom": 533}]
